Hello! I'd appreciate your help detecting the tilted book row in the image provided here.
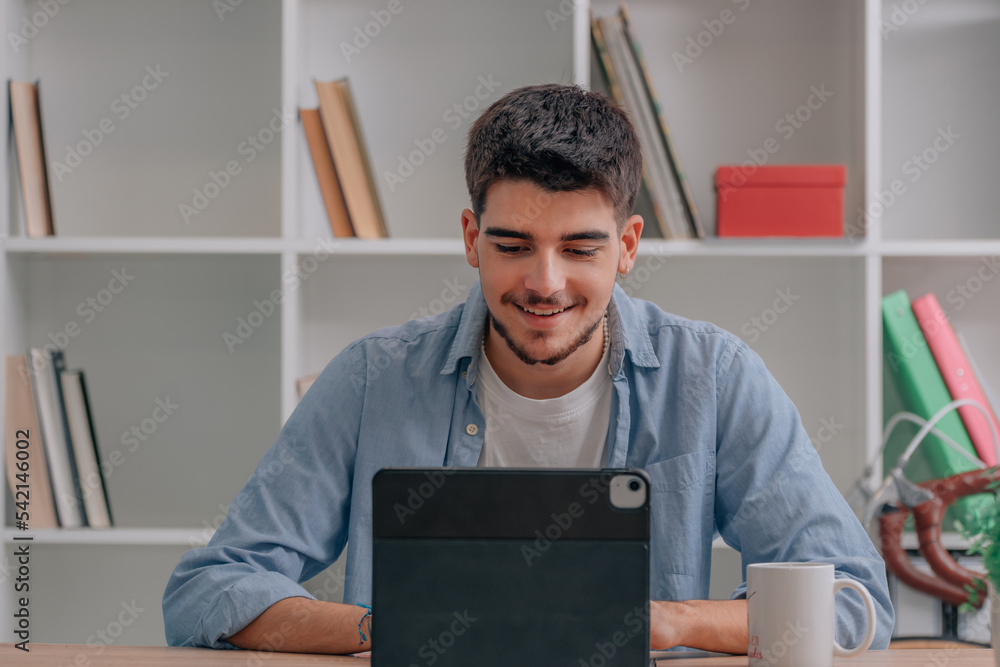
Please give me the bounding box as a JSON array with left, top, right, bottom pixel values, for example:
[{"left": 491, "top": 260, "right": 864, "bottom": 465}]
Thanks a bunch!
[
  {"left": 4, "top": 352, "right": 113, "bottom": 529},
  {"left": 882, "top": 290, "right": 1000, "bottom": 493},
  {"left": 8, "top": 76, "right": 392, "bottom": 241},
  {"left": 301, "top": 78, "right": 388, "bottom": 239},
  {"left": 591, "top": 5, "right": 703, "bottom": 240}
]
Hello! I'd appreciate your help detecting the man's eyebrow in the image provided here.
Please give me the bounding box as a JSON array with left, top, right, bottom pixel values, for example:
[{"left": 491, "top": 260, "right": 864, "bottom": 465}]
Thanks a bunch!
[
  {"left": 481, "top": 228, "right": 611, "bottom": 243},
  {"left": 483, "top": 227, "right": 532, "bottom": 241},
  {"left": 561, "top": 231, "right": 611, "bottom": 242}
]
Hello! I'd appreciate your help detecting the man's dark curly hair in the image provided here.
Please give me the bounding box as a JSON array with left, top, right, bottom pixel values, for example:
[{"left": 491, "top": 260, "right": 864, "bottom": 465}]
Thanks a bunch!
[{"left": 464, "top": 83, "right": 642, "bottom": 230}]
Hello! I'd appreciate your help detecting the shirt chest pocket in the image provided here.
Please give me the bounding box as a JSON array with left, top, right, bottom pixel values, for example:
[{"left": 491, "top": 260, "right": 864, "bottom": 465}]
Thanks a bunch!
[{"left": 642, "top": 450, "right": 714, "bottom": 591}]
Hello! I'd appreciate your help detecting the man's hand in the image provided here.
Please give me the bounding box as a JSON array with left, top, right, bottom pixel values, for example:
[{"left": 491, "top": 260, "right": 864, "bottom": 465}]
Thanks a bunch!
[
  {"left": 650, "top": 599, "right": 747, "bottom": 654},
  {"left": 226, "top": 597, "right": 371, "bottom": 655}
]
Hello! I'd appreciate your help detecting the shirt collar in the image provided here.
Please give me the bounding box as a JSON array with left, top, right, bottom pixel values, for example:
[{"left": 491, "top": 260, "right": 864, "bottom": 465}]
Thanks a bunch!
[
  {"left": 607, "top": 283, "right": 660, "bottom": 376},
  {"left": 441, "top": 280, "right": 660, "bottom": 385}
]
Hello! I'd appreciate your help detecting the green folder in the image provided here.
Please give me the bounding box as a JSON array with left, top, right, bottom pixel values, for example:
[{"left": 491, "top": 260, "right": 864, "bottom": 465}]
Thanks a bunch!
[{"left": 882, "top": 289, "right": 989, "bottom": 525}]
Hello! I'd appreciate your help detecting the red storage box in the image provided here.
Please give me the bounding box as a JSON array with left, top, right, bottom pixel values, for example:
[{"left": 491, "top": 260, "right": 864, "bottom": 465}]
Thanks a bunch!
[{"left": 715, "top": 164, "right": 846, "bottom": 238}]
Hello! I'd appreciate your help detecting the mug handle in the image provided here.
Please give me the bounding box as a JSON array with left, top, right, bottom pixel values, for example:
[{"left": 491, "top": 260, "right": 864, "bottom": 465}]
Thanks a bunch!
[{"left": 832, "top": 578, "right": 877, "bottom": 657}]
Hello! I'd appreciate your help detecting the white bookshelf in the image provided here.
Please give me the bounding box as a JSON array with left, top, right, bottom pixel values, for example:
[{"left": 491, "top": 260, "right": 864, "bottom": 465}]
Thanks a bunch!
[
  {"left": 0, "top": 527, "right": 214, "bottom": 546},
  {"left": 5, "top": 236, "right": 1000, "bottom": 258},
  {"left": 1, "top": 237, "right": 294, "bottom": 255},
  {"left": 1, "top": 0, "right": 998, "bottom": 646}
]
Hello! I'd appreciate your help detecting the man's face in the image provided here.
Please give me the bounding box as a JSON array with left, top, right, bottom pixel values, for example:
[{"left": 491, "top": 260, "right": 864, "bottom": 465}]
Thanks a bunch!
[{"left": 462, "top": 179, "right": 637, "bottom": 368}]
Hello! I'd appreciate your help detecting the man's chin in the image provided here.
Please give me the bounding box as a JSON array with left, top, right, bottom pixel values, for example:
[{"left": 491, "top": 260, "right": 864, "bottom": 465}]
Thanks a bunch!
[
  {"left": 488, "top": 308, "right": 602, "bottom": 368},
  {"left": 502, "top": 330, "right": 592, "bottom": 367},
  {"left": 512, "top": 344, "right": 571, "bottom": 367}
]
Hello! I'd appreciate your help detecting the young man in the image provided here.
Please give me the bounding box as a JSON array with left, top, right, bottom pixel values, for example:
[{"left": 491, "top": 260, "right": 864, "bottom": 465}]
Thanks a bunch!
[{"left": 163, "top": 84, "right": 893, "bottom": 654}]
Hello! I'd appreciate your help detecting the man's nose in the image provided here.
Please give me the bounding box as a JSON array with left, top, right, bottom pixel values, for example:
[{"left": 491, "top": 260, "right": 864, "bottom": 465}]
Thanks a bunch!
[{"left": 524, "top": 251, "right": 565, "bottom": 298}]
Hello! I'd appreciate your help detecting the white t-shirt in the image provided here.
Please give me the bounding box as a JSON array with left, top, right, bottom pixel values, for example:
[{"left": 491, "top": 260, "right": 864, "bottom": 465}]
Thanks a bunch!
[{"left": 474, "top": 338, "right": 613, "bottom": 468}]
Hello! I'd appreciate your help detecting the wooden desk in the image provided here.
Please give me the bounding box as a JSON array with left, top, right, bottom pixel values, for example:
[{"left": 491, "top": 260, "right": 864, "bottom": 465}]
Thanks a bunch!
[{"left": 0, "top": 644, "right": 995, "bottom": 666}]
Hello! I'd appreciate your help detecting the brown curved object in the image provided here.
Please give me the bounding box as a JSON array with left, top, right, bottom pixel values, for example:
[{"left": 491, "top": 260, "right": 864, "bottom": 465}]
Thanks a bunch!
[
  {"left": 879, "top": 508, "right": 973, "bottom": 607},
  {"left": 915, "top": 469, "right": 1000, "bottom": 602},
  {"left": 879, "top": 467, "right": 1000, "bottom": 608}
]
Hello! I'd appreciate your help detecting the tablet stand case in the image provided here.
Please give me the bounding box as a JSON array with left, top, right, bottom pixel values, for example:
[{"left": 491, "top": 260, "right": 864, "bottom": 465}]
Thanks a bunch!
[{"left": 372, "top": 468, "right": 650, "bottom": 667}]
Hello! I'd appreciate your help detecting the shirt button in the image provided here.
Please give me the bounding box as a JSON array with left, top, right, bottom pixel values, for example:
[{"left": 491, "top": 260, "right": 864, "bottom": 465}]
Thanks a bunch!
[
  {"left": 461, "top": 371, "right": 467, "bottom": 379},
  {"left": 466, "top": 423, "right": 479, "bottom": 436}
]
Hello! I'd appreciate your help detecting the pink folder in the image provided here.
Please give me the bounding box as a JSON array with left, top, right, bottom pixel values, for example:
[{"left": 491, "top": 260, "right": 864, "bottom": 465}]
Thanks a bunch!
[{"left": 912, "top": 293, "right": 1000, "bottom": 466}]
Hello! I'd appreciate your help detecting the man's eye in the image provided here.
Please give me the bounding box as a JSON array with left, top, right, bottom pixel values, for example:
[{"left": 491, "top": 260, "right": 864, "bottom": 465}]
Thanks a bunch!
[
  {"left": 495, "top": 245, "right": 526, "bottom": 254},
  {"left": 568, "top": 248, "right": 599, "bottom": 257}
]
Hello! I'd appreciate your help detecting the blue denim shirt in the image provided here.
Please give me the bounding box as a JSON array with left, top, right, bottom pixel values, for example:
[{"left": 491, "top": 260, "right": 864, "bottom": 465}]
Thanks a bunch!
[{"left": 163, "top": 281, "right": 893, "bottom": 650}]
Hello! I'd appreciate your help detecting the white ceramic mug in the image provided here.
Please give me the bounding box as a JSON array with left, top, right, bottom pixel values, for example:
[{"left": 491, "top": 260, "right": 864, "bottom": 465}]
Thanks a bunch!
[{"left": 747, "top": 562, "right": 877, "bottom": 667}]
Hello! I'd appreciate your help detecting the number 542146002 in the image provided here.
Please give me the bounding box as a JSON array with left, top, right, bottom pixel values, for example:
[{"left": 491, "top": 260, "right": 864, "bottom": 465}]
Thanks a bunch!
[{"left": 14, "top": 428, "right": 31, "bottom": 524}]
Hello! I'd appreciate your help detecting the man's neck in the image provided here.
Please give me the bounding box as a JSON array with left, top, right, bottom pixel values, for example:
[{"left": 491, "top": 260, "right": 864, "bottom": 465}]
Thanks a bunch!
[{"left": 482, "top": 318, "right": 607, "bottom": 400}]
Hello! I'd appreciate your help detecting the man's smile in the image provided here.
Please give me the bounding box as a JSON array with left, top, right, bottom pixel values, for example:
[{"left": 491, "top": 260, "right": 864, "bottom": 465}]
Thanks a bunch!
[{"left": 517, "top": 304, "right": 568, "bottom": 316}]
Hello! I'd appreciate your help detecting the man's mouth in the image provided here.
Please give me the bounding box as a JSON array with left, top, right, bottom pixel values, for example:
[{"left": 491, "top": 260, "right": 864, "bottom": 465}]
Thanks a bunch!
[{"left": 517, "top": 304, "right": 569, "bottom": 317}]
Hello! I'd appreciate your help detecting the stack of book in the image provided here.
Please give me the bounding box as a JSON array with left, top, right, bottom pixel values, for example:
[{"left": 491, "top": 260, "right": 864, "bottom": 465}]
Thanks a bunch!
[
  {"left": 882, "top": 290, "right": 1000, "bottom": 520},
  {"left": 4, "top": 352, "right": 113, "bottom": 529},
  {"left": 301, "top": 78, "right": 388, "bottom": 239},
  {"left": 591, "top": 5, "right": 703, "bottom": 240}
]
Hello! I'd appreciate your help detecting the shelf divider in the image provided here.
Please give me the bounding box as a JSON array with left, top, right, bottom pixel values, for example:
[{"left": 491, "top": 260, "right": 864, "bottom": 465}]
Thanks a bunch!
[{"left": 0, "top": 527, "right": 216, "bottom": 546}]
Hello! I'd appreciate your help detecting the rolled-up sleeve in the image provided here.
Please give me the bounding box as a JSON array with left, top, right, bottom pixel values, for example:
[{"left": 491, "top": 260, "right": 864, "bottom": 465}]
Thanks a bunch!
[
  {"left": 713, "top": 341, "right": 894, "bottom": 650},
  {"left": 162, "top": 343, "right": 365, "bottom": 648}
]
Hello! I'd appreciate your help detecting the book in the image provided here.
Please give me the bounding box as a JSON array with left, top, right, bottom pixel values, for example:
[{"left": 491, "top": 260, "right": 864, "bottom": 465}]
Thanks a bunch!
[
  {"left": 881, "top": 290, "right": 988, "bottom": 522},
  {"left": 589, "top": 14, "right": 661, "bottom": 238},
  {"left": 597, "top": 12, "right": 689, "bottom": 238},
  {"left": 29, "top": 348, "right": 86, "bottom": 527},
  {"left": 4, "top": 355, "right": 59, "bottom": 528},
  {"left": 300, "top": 108, "right": 354, "bottom": 238},
  {"left": 9, "top": 80, "right": 54, "bottom": 237},
  {"left": 911, "top": 292, "right": 1000, "bottom": 467},
  {"left": 47, "top": 350, "right": 88, "bottom": 526},
  {"left": 296, "top": 372, "right": 320, "bottom": 400},
  {"left": 590, "top": 14, "right": 626, "bottom": 129},
  {"left": 619, "top": 4, "right": 704, "bottom": 239},
  {"left": 60, "top": 370, "right": 112, "bottom": 528},
  {"left": 961, "top": 332, "right": 1000, "bottom": 430},
  {"left": 314, "top": 78, "right": 387, "bottom": 239}
]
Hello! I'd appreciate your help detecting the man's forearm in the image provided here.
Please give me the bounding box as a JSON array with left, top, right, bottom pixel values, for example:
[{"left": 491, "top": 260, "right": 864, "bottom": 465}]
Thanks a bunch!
[
  {"left": 228, "top": 596, "right": 744, "bottom": 655},
  {"left": 226, "top": 596, "right": 371, "bottom": 655},
  {"left": 651, "top": 599, "right": 747, "bottom": 653}
]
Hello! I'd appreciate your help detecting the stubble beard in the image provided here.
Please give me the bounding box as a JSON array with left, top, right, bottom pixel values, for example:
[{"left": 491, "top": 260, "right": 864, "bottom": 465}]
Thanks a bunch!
[{"left": 486, "top": 309, "right": 603, "bottom": 367}]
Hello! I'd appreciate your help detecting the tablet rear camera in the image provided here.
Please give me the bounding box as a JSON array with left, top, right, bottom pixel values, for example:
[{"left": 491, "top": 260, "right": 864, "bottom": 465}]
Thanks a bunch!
[{"left": 610, "top": 474, "right": 646, "bottom": 509}]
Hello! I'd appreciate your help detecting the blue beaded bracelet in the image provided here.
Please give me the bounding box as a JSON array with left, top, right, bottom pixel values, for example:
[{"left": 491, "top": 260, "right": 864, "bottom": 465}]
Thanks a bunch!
[{"left": 356, "top": 604, "right": 372, "bottom": 645}]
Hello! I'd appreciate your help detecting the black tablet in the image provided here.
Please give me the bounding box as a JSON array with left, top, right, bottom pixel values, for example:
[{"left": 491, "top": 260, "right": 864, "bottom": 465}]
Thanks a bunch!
[{"left": 372, "top": 468, "right": 651, "bottom": 667}]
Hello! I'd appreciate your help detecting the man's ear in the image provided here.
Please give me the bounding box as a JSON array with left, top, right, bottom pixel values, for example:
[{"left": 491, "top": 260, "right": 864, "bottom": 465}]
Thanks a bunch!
[
  {"left": 461, "top": 209, "right": 480, "bottom": 268},
  {"left": 618, "top": 214, "right": 643, "bottom": 275}
]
